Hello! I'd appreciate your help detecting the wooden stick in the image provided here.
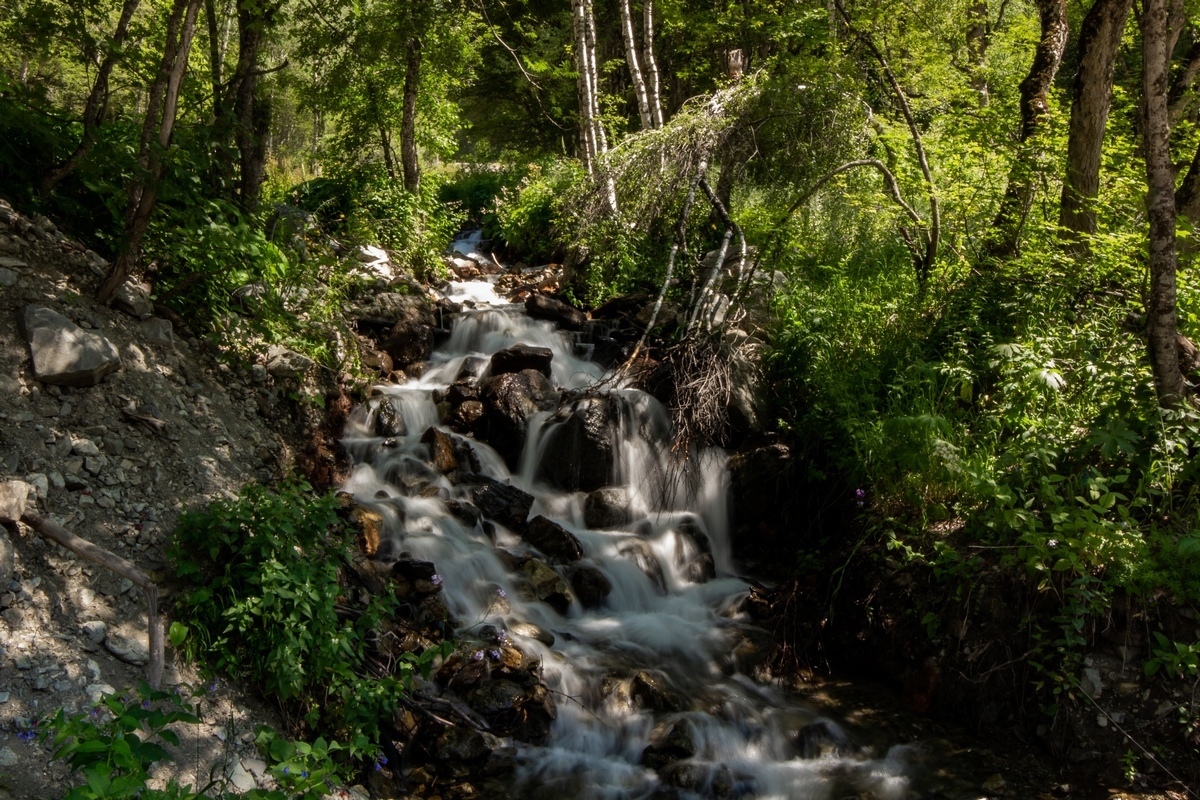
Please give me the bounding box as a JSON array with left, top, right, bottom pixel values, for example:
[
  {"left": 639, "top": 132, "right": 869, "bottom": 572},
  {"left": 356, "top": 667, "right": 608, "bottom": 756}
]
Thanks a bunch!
[{"left": 20, "top": 511, "right": 164, "bottom": 689}]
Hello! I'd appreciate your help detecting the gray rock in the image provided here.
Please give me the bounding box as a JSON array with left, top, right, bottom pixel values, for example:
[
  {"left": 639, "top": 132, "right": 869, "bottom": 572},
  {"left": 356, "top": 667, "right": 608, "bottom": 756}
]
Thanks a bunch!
[
  {"left": 1081, "top": 666, "right": 1103, "bottom": 699},
  {"left": 113, "top": 282, "right": 154, "bottom": 320},
  {"left": 104, "top": 631, "right": 149, "bottom": 665},
  {"left": 0, "top": 746, "right": 18, "bottom": 768},
  {"left": 226, "top": 758, "right": 258, "bottom": 793},
  {"left": 140, "top": 317, "right": 174, "bottom": 347},
  {"left": 0, "top": 480, "right": 31, "bottom": 523},
  {"left": 81, "top": 620, "right": 108, "bottom": 644},
  {"left": 0, "top": 267, "right": 17, "bottom": 287},
  {"left": 0, "top": 256, "right": 28, "bottom": 269},
  {"left": 85, "top": 683, "right": 117, "bottom": 704},
  {"left": 265, "top": 345, "right": 313, "bottom": 379},
  {"left": 18, "top": 305, "right": 121, "bottom": 387},
  {"left": 510, "top": 622, "right": 555, "bottom": 646},
  {"left": 489, "top": 344, "right": 553, "bottom": 377}
]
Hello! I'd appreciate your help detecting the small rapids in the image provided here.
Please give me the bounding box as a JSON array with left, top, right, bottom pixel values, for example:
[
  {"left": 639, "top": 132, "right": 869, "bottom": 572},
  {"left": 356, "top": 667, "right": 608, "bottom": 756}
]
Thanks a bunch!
[{"left": 340, "top": 278, "right": 921, "bottom": 799}]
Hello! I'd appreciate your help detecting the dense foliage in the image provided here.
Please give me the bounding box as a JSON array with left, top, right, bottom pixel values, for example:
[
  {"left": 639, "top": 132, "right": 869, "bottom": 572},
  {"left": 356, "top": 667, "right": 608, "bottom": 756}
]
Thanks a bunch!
[{"left": 4, "top": 0, "right": 1200, "bottom": 761}]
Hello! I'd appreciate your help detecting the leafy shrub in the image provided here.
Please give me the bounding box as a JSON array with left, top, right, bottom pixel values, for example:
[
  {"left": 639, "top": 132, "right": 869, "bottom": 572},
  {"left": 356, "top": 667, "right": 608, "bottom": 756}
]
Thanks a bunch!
[
  {"left": 39, "top": 682, "right": 369, "bottom": 800},
  {"left": 168, "top": 482, "right": 444, "bottom": 741},
  {"left": 490, "top": 160, "right": 582, "bottom": 261}
]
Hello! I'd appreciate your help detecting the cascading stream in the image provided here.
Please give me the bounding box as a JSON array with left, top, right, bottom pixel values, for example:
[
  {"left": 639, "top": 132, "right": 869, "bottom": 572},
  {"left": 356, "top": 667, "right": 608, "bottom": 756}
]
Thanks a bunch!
[{"left": 340, "top": 275, "right": 920, "bottom": 800}]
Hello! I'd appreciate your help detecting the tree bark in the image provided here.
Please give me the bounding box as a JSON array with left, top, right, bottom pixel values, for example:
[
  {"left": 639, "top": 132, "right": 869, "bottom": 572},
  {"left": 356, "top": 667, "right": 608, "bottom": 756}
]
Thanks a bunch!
[
  {"left": 1059, "top": 0, "right": 1133, "bottom": 246},
  {"left": 401, "top": 37, "right": 422, "bottom": 194},
  {"left": 987, "top": 0, "right": 1068, "bottom": 258},
  {"left": 643, "top": 0, "right": 664, "bottom": 127},
  {"left": 1141, "top": 0, "right": 1187, "bottom": 405},
  {"left": 966, "top": 1, "right": 990, "bottom": 106},
  {"left": 619, "top": 0, "right": 652, "bottom": 130},
  {"left": 40, "top": 0, "right": 142, "bottom": 197},
  {"left": 572, "top": 0, "right": 598, "bottom": 173},
  {"left": 98, "top": 0, "right": 203, "bottom": 304}
]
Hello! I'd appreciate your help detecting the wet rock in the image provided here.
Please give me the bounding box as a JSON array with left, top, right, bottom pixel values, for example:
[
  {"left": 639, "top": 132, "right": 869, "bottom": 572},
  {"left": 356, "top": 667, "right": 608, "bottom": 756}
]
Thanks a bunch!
[
  {"left": 483, "top": 370, "right": 558, "bottom": 467},
  {"left": 797, "top": 718, "right": 853, "bottom": 758},
  {"left": 728, "top": 440, "right": 794, "bottom": 543},
  {"left": 523, "top": 515, "right": 584, "bottom": 562},
  {"left": 684, "top": 552, "right": 716, "bottom": 583},
  {"left": 584, "top": 487, "right": 632, "bottom": 529},
  {"left": 113, "top": 281, "right": 154, "bottom": 320},
  {"left": 448, "top": 379, "right": 481, "bottom": 405},
  {"left": 18, "top": 305, "right": 121, "bottom": 387},
  {"left": 525, "top": 294, "right": 586, "bottom": 331},
  {"left": 469, "top": 476, "right": 534, "bottom": 528},
  {"left": 467, "top": 678, "right": 527, "bottom": 718},
  {"left": 374, "top": 397, "right": 407, "bottom": 437},
  {"left": 394, "top": 559, "right": 438, "bottom": 583},
  {"left": 360, "top": 347, "right": 393, "bottom": 375},
  {"left": 376, "top": 295, "right": 435, "bottom": 368},
  {"left": 445, "top": 499, "right": 482, "bottom": 528},
  {"left": 521, "top": 558, "right": 574, "bottom": 614},
  {"left": 489, "top": 344, "right": 553, "bottom": 377},
  {"left": 265, "top": 345, "right": 313, "bottom": 379},
  {"left": 437, "top": 725, "right": 491, "bottom": 762},
  {"left": 537, "top": 397, "right": 615, "bottom": 492},
  {"left": 0, "top": 480, "right": 32, "bottom": 523},
  {"left": 568, "top": 565, "right": 612, "bottom": 609},
  {"left": 619, "top": 538, "right": 666, "bottom": 593},
  {"left": 421, "top": 427, "right": 458, "bottom": 473},
  {"left": 510, "top": 622, "right": 555, "bottom": 647},
  {"left": 642, "top": 722, "right": 697, "bottom": 770},
  {"left": 660, "top": 761, "right": 734, "bottom": 799},
  {"left": 456, "top": 356, "right": 490, "bottom": 382},
  {"left": 631, "top": 669, "right": 683, "bottom": 712},
  {"left": 450, "top": 399, "right": 486, "bottom": 434}
]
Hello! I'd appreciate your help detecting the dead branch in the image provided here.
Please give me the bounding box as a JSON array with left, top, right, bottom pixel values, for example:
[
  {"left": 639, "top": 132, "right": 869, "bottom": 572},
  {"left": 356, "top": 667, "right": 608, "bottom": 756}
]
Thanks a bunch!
[{"left": 21, "top": 511, "right": 164, "bottom": 688}]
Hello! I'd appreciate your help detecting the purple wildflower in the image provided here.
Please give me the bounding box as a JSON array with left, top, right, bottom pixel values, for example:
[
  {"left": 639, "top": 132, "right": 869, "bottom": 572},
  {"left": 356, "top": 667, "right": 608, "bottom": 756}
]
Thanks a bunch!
[
  {"left": 301, "top": 770, "right": 309, "bottom": 779},
  {"left": 498, "top": 629, "right": 507, "bottom": 642},
  {"left": 854, "top": 488, "right": 865, "bottom": 507},
  {"left": 489, "top": 649, "right": 500, "bottom": 660},
  {"left": 283, "top": 766, "right": 290, "bottom": 775},
  {"left": 431, "top": 574, "right": 443, "bottom": 587},
  {"left": 142, "top": 700, "right": 151, "bottom": 710},
  {"left": 472, "top": 650, "right": 484, "bottom": 661},
  {"left": 496, "top": 588, "right": 506, "bottom": 598},
  {"left": 17, "top": 729, "right": 35, "bottom": 743}
]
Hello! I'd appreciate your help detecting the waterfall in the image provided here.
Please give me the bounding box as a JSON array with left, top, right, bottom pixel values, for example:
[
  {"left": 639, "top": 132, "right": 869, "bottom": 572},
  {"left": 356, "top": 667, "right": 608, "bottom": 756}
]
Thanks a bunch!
[{"left": 340, "top": 279, "right": 918, "bottom": 800}]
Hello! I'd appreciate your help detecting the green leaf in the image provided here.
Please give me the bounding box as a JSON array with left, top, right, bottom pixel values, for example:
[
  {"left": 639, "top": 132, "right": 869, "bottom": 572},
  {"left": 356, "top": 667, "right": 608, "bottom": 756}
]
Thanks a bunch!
[{"left": 168, "top": 622, "right": 189, "bottom": 648}]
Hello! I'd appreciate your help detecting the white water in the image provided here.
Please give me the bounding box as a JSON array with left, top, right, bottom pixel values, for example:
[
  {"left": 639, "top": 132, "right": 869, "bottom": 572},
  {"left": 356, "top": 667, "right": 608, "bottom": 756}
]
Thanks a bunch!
[{"left": 340, "top": 278, "right": 916, "bottom": 799}]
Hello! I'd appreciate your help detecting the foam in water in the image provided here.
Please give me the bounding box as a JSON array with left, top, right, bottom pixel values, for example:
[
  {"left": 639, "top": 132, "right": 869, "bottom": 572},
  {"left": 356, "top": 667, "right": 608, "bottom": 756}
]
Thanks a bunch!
[{"left": 341, "top": 279, "right": 914, "bottom": 799}]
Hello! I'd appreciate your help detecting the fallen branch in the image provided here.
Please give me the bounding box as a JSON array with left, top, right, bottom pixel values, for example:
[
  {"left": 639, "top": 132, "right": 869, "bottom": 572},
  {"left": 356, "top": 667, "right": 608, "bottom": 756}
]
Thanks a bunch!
[{"left": 20, "top": 511, "right": 164, "bottom": 689}]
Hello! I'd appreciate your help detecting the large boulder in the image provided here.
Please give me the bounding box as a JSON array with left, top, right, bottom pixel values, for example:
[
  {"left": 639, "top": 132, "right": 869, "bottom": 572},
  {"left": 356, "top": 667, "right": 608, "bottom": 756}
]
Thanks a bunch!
[
  {"left": 0, "top": 480, "right": 31, "bottom": 523},
  {"left": 490, "top": 344, "right": 553, "bottom": 378},
  {"left": 583, "top": 487, "right": 632, "bottom": 529},
  {"left": 525, "top": 294, "right": 586, "bottom": 331},
  {"left": 536, "top": 396, "right": 616, "bottom": 491},
  {"left": 18, "top": 305, "right": 121, "bottom": 387},
  {"left": 421, "top": 427, "right": 458, "bottom": 474},
  {"left": 469, "top": 476, "right": 534, "bottom": 528},
  {"left": 482, "top": 369, "right": 558, "bottom": 467},
  {"left": 523, "top": 515, "right": 584, "bottom": 563},
  {"left": 373, "top": 397, "right": 407, "bottom": 437},
  {"left": 359, "top": 294, "right": 435, "bottom": 369}
]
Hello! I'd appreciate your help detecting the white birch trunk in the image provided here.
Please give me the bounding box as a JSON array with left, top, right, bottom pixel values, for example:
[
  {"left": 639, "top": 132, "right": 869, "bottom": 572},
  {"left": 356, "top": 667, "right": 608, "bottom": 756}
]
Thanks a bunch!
[
  {"left": 643, "top": 0, "right": 664, "bottom": 127},
  {"left": 572, "top": 0, "right": 597, "bottom": 174},
  {"left": 620, "top": 0, "right": 653, "bottom": 130}
]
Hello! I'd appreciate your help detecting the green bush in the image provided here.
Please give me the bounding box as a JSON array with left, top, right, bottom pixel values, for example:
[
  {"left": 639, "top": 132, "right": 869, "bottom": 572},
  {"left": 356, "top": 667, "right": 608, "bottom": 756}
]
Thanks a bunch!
[
  {"left": 38, "top": 682, "right": 370, "bottom": 800},
  {"left": 168, "top": 482, "right": 443, "bottom": 741}
]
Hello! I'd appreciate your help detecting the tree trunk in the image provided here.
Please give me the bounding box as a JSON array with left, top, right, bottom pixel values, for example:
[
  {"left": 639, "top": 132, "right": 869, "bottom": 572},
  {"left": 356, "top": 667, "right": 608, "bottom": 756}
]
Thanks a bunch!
[
  {"left": 583, "top": 0, "right": 607, "bottom": 154},
  {"left": 1141, "top": 0, "right": 1187, "bottom": 405},
  {"left": 40, "top": 0, "right": 142, "bottom": 197},
  {"left": 619, "top": 0, "right": 652, "bottom": 130},
  {"left": 643, "top": 0, "right": 664, "bottom": 127},
  {"left": 987, "top": 0, "right": 1068, "bottom": 258},
  {"left": 1059, "top": 0, "right": 1133, "bottom": 246},
  {"left": 401, "top": 37, "right": 422, "bottom": 194},
  {"left": 966, "top": 1, "right": 990, "bottom": 106},
  {"left": 204, "top": 0, "right": 222, "bottom": 112},
  {"left": 573, "top": 0, "right": 599, "bottom": 173},
  {"left": 98, "top": 0, "right": 202, "bottom": 304}
]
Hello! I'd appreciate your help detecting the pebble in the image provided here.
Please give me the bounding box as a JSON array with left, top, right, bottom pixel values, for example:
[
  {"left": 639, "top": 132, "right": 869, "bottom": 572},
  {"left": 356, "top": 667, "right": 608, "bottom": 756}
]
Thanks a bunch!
[
  {"left": 0, "top": 691, "right": 9, "bottom": 703},
  {"left": 0, "top": 747, "right": 18, "bottom": 768}
]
